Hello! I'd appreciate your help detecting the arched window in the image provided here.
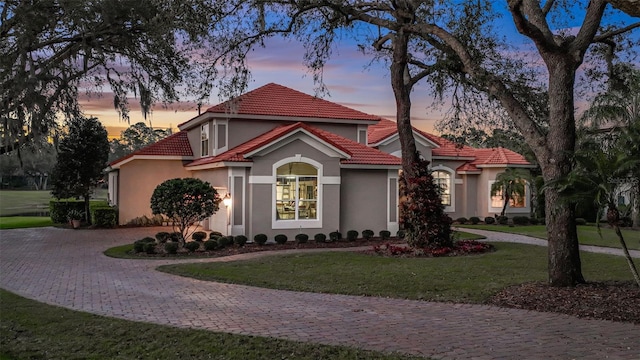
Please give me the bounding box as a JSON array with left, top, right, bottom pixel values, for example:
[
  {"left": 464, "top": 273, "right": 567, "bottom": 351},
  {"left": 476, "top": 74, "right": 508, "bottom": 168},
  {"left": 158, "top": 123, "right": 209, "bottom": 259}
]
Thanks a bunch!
[
  {"left": 275, "top": 162, "right": 318, "bottom": 220},
  {"left": 433, "top": 170, "right": 451, "bottom": 206}
]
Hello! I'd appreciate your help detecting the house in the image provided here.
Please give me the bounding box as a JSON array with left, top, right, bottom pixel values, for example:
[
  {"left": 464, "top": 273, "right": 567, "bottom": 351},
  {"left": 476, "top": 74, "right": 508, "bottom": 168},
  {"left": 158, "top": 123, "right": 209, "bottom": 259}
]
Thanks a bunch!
[{"left": 107, "top": 83, "right": 534, "bottom": 238}]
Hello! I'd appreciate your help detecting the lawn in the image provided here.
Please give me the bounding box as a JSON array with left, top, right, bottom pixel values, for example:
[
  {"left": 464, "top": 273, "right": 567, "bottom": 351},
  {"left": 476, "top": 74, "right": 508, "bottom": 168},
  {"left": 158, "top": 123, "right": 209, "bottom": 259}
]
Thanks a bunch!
[
  {"left": 0, "top": 189, "right": 108, "bottom": 217},
  {"left": 0, "top": 217, "right": 53, "bottom": 229},
  {"left": 158, "top": 242, "right": 634, "bottom": 303},
  {"left": 458, "top": 224, "right": 640, "bottom": 250},
  {"left": 0, "top": 289, "right": 419, "bottom": 360}
]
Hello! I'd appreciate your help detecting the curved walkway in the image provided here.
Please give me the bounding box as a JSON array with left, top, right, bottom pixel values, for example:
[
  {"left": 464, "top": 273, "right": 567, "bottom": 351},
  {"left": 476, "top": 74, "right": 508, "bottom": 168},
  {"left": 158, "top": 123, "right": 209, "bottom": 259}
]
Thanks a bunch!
[{"left": 0, "top": 227, "right": 638, "bottom": 359}]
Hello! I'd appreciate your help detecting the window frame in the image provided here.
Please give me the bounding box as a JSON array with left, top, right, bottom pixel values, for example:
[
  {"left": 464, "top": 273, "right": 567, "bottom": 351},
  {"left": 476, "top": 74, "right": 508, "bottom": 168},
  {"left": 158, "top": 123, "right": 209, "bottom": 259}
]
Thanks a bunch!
[
  {"left": 200, "top": 123, "right": 209, "bottom": 157},
  {"left": 271, "top": 157, "right": 323, "bottom": 229}
]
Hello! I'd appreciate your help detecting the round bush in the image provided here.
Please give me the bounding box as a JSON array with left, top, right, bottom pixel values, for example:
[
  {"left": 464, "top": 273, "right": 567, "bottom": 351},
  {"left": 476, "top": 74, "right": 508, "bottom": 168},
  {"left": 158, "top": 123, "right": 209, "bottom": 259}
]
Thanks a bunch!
[
  {"left": 155, "top": 231, "right": 171, "bottom": 243},
  {"left": 379, "top": 230, "right": 391, "bottom": 240},
  {"left": 529, "top": 217, "right": 539, "bottom": 225},
  {"left": 184, "top": 241, "right": 200, "bottom": 252},
  {"left": 575, "top": 218, "right": 587, "bottom": 226},
  {"left": 396, "top": 229, "right": 405, "bottom": 239},
  {"left": 234, "top": 235, "right": 248, "bottom": 247},
  {"left": 456, "top": 217, "right": 468, "bottom": 225},
  {"left": 362, "top": 229, "right": 374, "bottom": 240},
  {"left": 469, "top": 216, "right": 481, "bottom": 225},
  {"left": 513, "top": 216, "right": 530, "bottom": 225},
  {"left": 164, "top": 242, "right": 178, "bottom": 254},
  {"left": 133, "top": 240, "right": 145, "bottom": 253},
  {"left": 274, "top": 234, "right": 288, "bottom": 244},
  {"left": 143, "top": 242, "right": 156, "bottom": 254},
  {"left": 329, "top": 231, "right": 341, "bottom": 242},
  {"left": 497, "top": 216, "right": 509, "bottom": 225},
  {"left": 217, "top": 236, "right": 232, "bottom": 248},
  {"left": 170, "top": 232, "right": 182, "bottom": 242},
  {"left": 209, "top": 231, "right": 223, "bottom": 239},
  {"left": 314, "top": 233, "right": 327, "bottom": 242},
  {"left": 484, "top": 216, "right": 496, "bottom": 224},
  {"left": 295, "top": 233, "right": 309, "bottom": 243},
  {"left": 192, "top": 231, "right": 207, "bottom": 242},
  {"left": 203, "top": 239, "right": 218, "bottom": 251},
  {"left": 346, "top": 230, "right": 358, "bottom": 241},
  {"left": 254, "top": 233, "right": 268, "bottom": 245}
]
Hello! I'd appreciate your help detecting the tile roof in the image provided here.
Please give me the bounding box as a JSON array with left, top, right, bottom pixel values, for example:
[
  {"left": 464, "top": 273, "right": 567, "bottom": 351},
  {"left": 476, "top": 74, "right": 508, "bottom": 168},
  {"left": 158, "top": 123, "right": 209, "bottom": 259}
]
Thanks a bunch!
[
  {"left": 186, "top": 122, "right": 401, "bottom": 168},
  {"left": 202, "top": 83, "right": 381, "bottom": 122},
  {"left": 109, "top": 131, "right": 193, "bottom": 166}
]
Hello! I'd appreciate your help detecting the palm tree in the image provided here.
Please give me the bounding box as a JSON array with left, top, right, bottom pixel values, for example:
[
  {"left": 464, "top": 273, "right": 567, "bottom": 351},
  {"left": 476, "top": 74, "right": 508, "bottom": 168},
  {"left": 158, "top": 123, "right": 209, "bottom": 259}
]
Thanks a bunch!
[
  {"left": 490, "top": 168, "right": 531, "bottom": 217},
  {"left": 557, "top": 139, "right": 640, "bottom": 287}
]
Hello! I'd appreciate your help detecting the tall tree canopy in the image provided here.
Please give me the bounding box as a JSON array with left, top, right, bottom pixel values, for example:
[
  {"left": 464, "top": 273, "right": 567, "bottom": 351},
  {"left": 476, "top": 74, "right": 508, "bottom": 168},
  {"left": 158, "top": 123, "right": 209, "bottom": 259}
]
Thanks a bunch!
[
  {"left": 0, "top": 0, "right": 221, "bottom": 154},
  {"left": 209, "top": 0, "right": 639, "bottom": 286},
  {"left": 109, "top": 122, "right": 171, "bottom": 162}
]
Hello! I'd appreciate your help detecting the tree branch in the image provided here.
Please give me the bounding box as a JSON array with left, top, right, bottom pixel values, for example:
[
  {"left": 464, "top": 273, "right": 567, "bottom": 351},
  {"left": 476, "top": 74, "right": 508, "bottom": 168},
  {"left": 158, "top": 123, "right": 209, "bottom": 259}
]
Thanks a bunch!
[{"left": 594, "top": 21, "right": 640, "bottom": 42}]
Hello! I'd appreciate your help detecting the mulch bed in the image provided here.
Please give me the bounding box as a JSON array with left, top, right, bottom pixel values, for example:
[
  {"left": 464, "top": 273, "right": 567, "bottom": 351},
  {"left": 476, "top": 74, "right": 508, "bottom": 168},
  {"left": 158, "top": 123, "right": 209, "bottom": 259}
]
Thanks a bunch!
[{"left": 487, "top": 281, "right": 640, "bottom": 324}]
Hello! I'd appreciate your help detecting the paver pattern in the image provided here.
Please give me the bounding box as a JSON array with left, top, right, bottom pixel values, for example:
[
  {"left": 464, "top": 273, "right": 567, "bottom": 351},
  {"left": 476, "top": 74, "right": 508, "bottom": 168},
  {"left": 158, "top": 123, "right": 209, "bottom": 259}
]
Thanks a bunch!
[{"left": 1, "top": 227, "right": 638, "bottom": 359}]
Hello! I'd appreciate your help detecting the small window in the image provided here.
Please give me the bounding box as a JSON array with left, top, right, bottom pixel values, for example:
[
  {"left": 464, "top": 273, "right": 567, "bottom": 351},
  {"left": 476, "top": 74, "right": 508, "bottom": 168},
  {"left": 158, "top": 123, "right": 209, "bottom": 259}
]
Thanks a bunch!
[
  {"left": 217, "top": 123, "right": 226, "bottom": 149},
  {"left": 201, "top": 124, "right": 209, "bottom": 157},
  {"left": 358, "top": 129, "right": 367, "bottom": 145},
  {"left": 433, "top": 170, "right": 451, "bottom": 206}
]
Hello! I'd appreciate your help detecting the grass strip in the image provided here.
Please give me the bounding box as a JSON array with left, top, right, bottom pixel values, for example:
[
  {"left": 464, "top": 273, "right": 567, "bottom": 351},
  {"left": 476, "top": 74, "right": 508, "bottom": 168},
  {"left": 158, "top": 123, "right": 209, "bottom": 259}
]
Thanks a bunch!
[
  {"left": 158, "top": 242, "right": 634, "bottom": 303},
  {"left": 0, "top": 289, "right": 420, "bottom": 360},
  {"left": 0, "top": 217, "right": 53, "bottom": 230}
]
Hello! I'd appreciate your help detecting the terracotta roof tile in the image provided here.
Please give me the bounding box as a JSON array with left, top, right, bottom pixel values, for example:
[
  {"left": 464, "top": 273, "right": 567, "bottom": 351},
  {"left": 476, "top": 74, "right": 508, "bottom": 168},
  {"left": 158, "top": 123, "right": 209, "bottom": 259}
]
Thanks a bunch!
[
  {"left": 109, "top": 131, "right": 192, "bottom": 166},
  {"left": 203, "top": 83, "right": 381, "bottom": 122}
]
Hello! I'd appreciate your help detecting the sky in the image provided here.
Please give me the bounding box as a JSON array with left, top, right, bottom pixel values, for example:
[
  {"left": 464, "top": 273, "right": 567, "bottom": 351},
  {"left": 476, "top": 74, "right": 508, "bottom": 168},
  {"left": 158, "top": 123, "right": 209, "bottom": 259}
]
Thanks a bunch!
[{"left": 78, "top": 3, "right": 639, "bottom": 139}]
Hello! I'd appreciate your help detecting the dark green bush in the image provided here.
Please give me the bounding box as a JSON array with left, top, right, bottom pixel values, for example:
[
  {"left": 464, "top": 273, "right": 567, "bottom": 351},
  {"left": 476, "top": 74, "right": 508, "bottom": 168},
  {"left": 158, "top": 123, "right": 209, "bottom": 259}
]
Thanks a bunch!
[
  {"left": 143, "top": 243, "right": 156, "bottom": 254},
  {"left": 141, "top": 237, "right": 156, "bottom": 243},
  {"left": 396, "top": 229, "right": 405, "bottom": 239},
  {"left": 164, "top": 242, "right": 179, "bottom": 254},
  {"left": 529, "top": 217, "right": 539, "bottom": 225},
  {"left": 49, "top": 200, "right": 85, "bottom": 223},
  {"left": 91, "top": 206, "right": 118, "bottom": 228},
  {"left": 217, "top": 236, "right": 232, "bottom": 248},
  {"left": 170, "top": 232, "right": 182, "bottom": 242},
  {"left": 512, "top": 216, "right": 530, "bottom": 225},
  {"left": 538, "top": 217, "right": 546, "bottom": 225},
  {"left": 379, "top": 230, "right": 391, "bottom": 240},
  {"left": 234, "top": 235, "right": 248, "bottom": 247},
  {"left": 192, "top": 231, "right": 207, "bottom": 241},
  {"left": 361, "top": 230, "right": 374, "bottom": 240},
  {"left": 455, "top": 217, "right": 468, "bottom": 224},
  {"left": 274, "top": 234, "right": 288, "bottom": 244},
  {"left": 184, "top": 241, "right": 200, "bottom": 252},
  {"left": 209, "top": 231, "right": 223, "bottom": 239},
  {"left": 329, "top": 231, "right": 341, "bottom": 242},
  {"left": 314, "top": 233, "right": 327, "bottom": 242},
  {"left": 295, "top": 233, "right": 309, "bottom": 243},
  {"left": 575, "top": 218, "right": 587, "bottom": 226},
  {"left": 133, "top": 240, "right": 145, "bottom": 253},
  {"left": 254, "top": 233, "right": 268, "bottom": 245},
  {"left": 484, "top": 217, "right": 496, "bottom": 224},
  {"left": 155, "top": 232, "right": 171, "bottom": 243},
  {"left": 346, "top": 230, "right": 358, "bottom": 241},
  {"left": 469, "top": 216, "right": 481, "bottom": 225},
  {"left": 203, "top": 239, "right": 218, "bottom": 251}
]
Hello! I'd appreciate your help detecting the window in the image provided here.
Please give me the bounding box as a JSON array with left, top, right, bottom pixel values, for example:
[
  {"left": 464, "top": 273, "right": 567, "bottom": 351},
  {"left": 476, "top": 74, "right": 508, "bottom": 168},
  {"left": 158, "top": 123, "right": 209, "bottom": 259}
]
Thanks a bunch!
[
  {"left": 275, "top": 162, "right": 318, "bottom": 221},
  {"left": 433, "top": 170, "right": 451, "bottom": 206},
  {"left": 217, "top": 123, "right": 226, "bottom": 149},
  {"left": 491, "top": 184, "right": 526, "bottom": 208},
  {"left": 201, "top": 124, "right": 209, "bottom": 156}
]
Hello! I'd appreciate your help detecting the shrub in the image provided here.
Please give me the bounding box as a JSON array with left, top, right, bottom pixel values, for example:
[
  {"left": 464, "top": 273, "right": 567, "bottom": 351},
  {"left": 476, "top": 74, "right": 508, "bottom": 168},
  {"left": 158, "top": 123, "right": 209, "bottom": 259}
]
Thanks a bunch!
[
  {"left": 170, "top": 232, "right": 182, "bottom": 242},
  {"left": 295, "top": 233, "right": 309, "bottom": 243},
  {"left": 217, "top": 236, "right": 232, "bottom": 248},
  {"left": 274, "top": 234, "right": 288, "bottom": 244},
  {"left": 484, "top": 217, "right": 496, "bottom": 224},
  {"left": 49, "top": 200, "right": 85, "bottom": 223},
  {"left": 184, "top": 241, "right": 200, "bottom": 252},
  {"left": 329, "top": 231, "right": 341, "bottom": 242},
  {"left": 469, "top": 216, "right": 481, "bottom": 225},
  {"left": 209, "top": 231, "right": 223, "bottom": 239},
  {"left": 346, "top": 230, "right": 359, "bottom": 241},
  {"left": 362, "top": 229, "right": 374, "bottom": 240},
  {"left": 379, "top": 230, "right": 391, "bottom": 240},
  {"left": 254, "top": 233, "right": 268, "bottom": 245},
  {"left": 396, "top": 229, "right": 405, "bottom": 239},
  {"left": 164, "top": 242, "right": 179, "bottom": 254},
  {"left": 203, "top": 239, "right": 218, "bottom": 251},
  {"left": 91, "top": 206, "right": 118, "bottom": 228},
  {"left": 537, "top": 217, "right": 546, "bottom": 225},
  {"left": 512, "top": 216, "right": 530, "bottom": 225},
  {"left": 155, "top": 232, "right": 171, "bottom": 243},
  {"left": 133, "top": 240, "right": 145, "bottom": 253},
  {"left": 497, "top": 216, "right": 509, "bottom": 225},
  {"left": 575, "top": 218, "right": 587, "bottom": 226},
  {"left": 192, "top": 231, "right": 207, "bottom": 242},
  {"left": 143, "top": 242, "right": 156, "bottom": 254},
  {"left": 314, "top": 233, "right": 327, "bottom": 242},
  {"left": 529, "top": 217, "right": 539, "bottom": 225},
  {"left": 234, "top": 235, "right": 248, "bottom": 247},
  {"left": 455, "top": 217, "right": 468, "bottom": 224}
]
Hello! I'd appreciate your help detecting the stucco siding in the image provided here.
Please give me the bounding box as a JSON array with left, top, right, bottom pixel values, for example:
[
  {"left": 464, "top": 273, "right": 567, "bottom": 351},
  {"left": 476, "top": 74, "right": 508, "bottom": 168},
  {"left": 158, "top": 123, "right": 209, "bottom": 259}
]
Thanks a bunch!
[
  {"left": 312, "top": 123, "right": 358, "bottom": 142},
  {"left": 228, "top": 119, "right": 282, "bottom": 149},
  {"left": 340, "top": 169, "right": 388, "bottom": 233},
  {"left": 193, "top": 168, "right": 228, "bottom": 189},
  {"left": 116, "top": 160, "right": 191, "bottom": 224},
  {"left": 251, "top": 139, "right": 342, "bottom": 177}
]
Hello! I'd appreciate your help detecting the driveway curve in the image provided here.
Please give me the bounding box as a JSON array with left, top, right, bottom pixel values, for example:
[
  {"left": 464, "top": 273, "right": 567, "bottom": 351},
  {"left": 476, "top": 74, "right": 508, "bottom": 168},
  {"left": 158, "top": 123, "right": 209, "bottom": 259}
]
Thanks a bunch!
[{"left": 1, "top": 227, "right": 638, "bottom": 359}]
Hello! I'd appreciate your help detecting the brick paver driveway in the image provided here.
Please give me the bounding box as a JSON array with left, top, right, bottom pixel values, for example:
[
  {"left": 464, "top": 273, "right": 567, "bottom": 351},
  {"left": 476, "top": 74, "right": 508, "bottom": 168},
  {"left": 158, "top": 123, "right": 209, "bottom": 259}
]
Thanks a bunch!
[{"left": 1, "top": 227, "right": 638, "bottom": 359}]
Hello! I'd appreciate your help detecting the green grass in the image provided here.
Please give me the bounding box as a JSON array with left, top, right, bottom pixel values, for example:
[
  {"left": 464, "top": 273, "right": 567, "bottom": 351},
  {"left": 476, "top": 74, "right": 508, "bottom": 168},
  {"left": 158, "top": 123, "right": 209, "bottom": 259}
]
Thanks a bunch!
[
  {"left": 158, "top": 242, "right": 634, "bottom": 304},
  {"left": 458, "top": 224, "right": 640, "bottom": 250},
  {"left": 0, "top": 289, "right": 419, "bottom": 360},
  {"left": 0, "top": 217, "right": 53, "bottom": 229},
  {"left": 0, "top": 189, "right": 108, "bottom": 217}
]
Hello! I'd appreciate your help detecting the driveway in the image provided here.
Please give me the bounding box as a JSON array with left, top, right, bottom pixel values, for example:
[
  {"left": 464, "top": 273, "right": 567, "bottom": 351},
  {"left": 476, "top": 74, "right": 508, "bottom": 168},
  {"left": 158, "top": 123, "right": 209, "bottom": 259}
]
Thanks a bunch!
[{"left": 0, "top": 227, "right": 638, "bottom": 359}]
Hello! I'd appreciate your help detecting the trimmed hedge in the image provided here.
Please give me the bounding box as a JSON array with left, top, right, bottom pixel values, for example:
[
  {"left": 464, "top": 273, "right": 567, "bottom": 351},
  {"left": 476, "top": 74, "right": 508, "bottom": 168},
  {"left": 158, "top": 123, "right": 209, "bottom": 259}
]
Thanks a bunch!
[
  {"left": 91, "top": 206, "right": 118, "bottom": 228},
  {"left": 379, "top": 230, "right": 391, "bottom": 240},
  {"left": 254, "top": 234, "right": 268, "bottom": 245},
  {"left": 295, "top": 233, "right": 309, "bottom": 243},
  {"left": 361, "top": 230, "right": 374, "bottom": 240},
  {"left": 314, "top": 233, "right": 327, "bottom": 242},
  {"left": 234, "top": 235, "right": 248, "bottom": 247},
  {"left": 469, "top": 216, "right": 481, "bottom": 225},
  {"left": 274, "top": 234, "right": 288, "bottom": 244},
  {"left": 49, "top": 200, "right": 85, "bottom": 223},
  {"left": 512, "top": 216, "right": 530, "bottom": 226},
  {"left": 346, "top": 230, "right": 359, "bottom": 241},
  {"left": 484, "top": 217, "right": 496, "bottom": 224}
]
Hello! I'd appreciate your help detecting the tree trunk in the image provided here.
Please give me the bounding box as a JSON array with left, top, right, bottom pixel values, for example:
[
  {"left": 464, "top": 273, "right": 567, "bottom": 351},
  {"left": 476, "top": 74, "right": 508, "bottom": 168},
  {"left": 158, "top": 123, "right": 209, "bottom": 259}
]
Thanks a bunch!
[
  {"left": 501, "top": 194, "right": 509, "bottom": 217},
  {"left": 84, "top": 195, "right": 91, "bottom": 225},
  {"left": 541, "top": 58, "right": 585, "bottom": 286}
]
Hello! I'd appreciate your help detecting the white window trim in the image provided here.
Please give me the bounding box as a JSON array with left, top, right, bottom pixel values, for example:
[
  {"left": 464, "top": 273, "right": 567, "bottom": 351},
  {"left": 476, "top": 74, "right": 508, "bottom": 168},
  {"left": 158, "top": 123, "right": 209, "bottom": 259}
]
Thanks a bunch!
[
  {"left": 357, "top": 125, "right": 368, "bottom": 145},
  {"left": 387, "top": 170, "right": 399, "bottom": 234},
  {"left": 487, "top": 180, "right": 530, "bottom": 214},
  {"left": 431, "top": 165, "right": 455, "bottom": 213},
  {"left": 201, "top": 123, "right": 210, "bottom": 157},
  {"left": 214, "top": 120, "right": 228, "bottom": 155},
  {"left": 271, "top": 155, "right": 323, "bottom": 229}
]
